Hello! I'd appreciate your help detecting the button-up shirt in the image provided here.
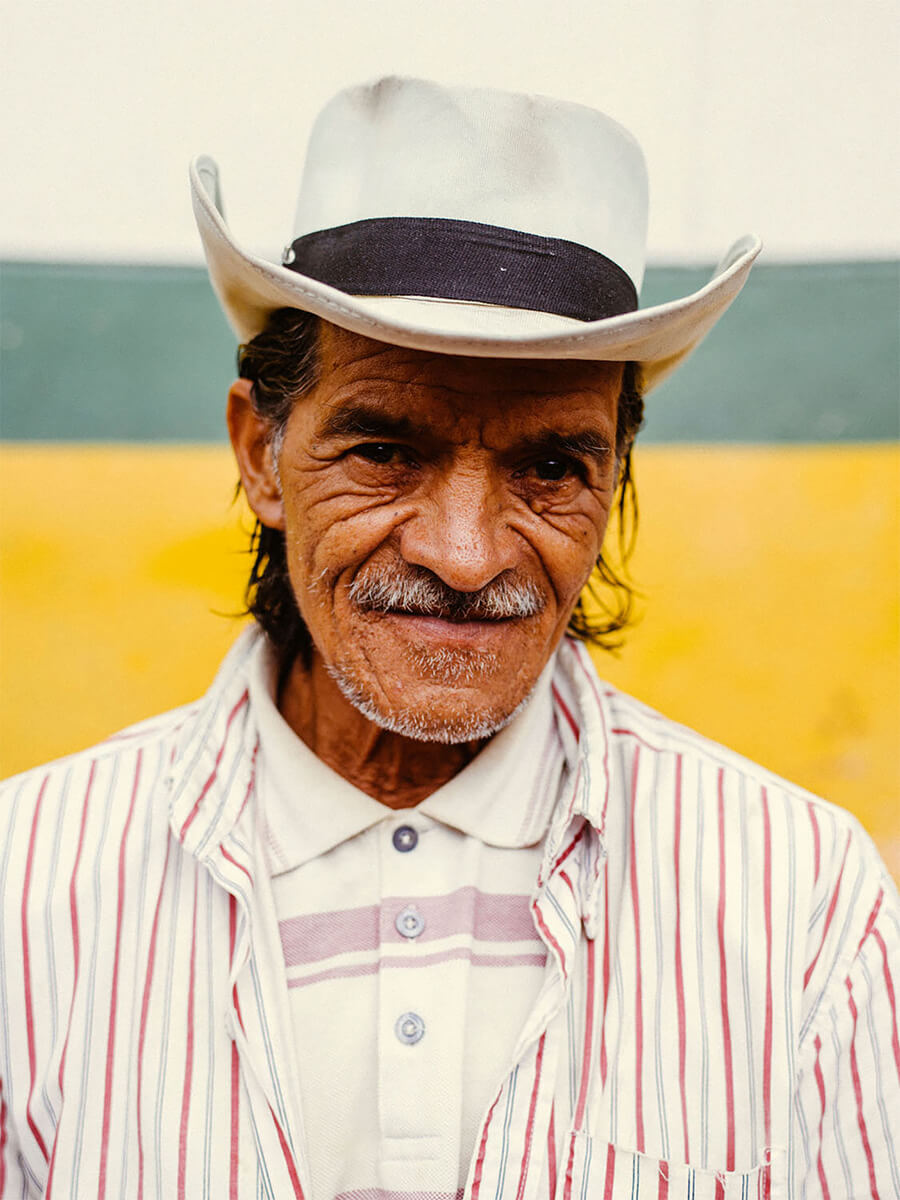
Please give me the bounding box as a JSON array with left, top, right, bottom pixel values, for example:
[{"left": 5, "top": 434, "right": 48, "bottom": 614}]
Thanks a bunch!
[
  {"left": 248, "top": 641, "right": 566, "bottom": 1198},
  {"left": 1, "top": 627, "right": 898, "bottom": 1199}
]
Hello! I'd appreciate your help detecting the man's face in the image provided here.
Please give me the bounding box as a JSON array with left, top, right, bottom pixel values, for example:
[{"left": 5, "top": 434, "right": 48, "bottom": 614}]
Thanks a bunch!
[{"left": 257, "top": 323, "right": 623, "bottom": 742}]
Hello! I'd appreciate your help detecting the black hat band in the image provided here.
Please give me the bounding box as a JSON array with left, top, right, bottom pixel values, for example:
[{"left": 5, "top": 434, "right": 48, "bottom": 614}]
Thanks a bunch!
[{"left": 283, "top": 216, "right": 638, "bottom": 323}]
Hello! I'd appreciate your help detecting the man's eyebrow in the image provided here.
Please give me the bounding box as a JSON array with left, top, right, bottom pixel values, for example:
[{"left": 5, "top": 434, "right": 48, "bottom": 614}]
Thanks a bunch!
[
  {"left": 513, "top": 429, "right": 615, "bottom": 465},
  {"left": 317, "top": 404, "right": 614, "bottom": 462},
  {"left": 317, "top": 403, "right": 418, "bottom": 441}
]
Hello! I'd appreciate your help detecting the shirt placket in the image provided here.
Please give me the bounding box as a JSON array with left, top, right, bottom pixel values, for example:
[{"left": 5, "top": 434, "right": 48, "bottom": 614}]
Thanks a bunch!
[{"left": 375, "top": 813, "right": 463, "bottom": 1190}]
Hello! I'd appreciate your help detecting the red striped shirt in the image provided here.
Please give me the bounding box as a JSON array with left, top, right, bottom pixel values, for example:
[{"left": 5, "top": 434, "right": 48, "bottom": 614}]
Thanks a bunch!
[{"left": 0, "top": 629, "right": 897, "bottom": 1198}]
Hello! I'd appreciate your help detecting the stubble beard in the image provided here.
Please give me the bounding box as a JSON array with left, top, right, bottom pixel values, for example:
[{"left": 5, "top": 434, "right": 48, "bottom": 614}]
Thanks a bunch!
[{"left": 324, "top": 644, "right": 535, "bottom": 744}]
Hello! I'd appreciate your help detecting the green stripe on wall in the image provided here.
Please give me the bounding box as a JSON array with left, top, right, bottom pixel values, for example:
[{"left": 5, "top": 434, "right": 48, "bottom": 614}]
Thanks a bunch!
[{"left": 1, "top": 260, "right": 897, "bottom": 442}]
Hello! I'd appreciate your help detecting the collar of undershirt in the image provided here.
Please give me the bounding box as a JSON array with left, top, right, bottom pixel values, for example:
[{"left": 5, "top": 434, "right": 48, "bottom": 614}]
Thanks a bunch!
[{"left": 247, "top": 637, "right": 567, "bottom": 875}]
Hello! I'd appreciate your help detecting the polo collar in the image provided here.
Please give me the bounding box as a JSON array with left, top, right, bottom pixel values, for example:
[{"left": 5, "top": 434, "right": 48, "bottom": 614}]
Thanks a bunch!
[{"left": 167, "top": 626, "right": 262, "bottom": 863}]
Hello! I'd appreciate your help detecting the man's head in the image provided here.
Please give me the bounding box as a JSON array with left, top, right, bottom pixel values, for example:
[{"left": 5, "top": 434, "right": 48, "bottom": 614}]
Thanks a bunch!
[
  {"left": 195, "top": 76, "right": 758, "bottom": 745},
  {"left": 229, "top": 312, "right": 643, "bottom": 743}
]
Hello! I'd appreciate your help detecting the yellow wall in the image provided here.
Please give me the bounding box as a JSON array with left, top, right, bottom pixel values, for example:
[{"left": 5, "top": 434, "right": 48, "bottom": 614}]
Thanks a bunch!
[{"left": 1, "top": 444, "right": 897, "bottom": 877}]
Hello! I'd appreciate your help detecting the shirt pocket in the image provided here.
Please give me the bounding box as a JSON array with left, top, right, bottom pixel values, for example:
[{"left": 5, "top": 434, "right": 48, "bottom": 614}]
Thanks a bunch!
[{"left": 562, "top": 1135, "right": 783, "bottom": 1200}]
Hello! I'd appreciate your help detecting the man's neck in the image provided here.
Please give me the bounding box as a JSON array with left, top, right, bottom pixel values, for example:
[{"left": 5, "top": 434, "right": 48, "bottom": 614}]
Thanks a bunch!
[{"left": 277, "top": 651, "right": 484, "bottom": 809}]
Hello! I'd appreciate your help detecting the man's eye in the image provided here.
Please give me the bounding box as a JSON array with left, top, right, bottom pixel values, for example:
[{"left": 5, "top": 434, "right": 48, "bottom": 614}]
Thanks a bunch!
[
  {"left": 353, "top": 443, "right": 401, "bottom": 464},
  {"left": 533, "top": 458, "right": 573, "bottom": 481}
]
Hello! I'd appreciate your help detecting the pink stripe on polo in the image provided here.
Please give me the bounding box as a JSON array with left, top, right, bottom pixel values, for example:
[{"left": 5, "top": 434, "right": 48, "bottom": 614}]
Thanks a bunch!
[
  {"left": 287, "top": 947, "right": 548, "bottom": 990},
  {"left": 279, "top": 887, "right": 541, "bottom": 967}
]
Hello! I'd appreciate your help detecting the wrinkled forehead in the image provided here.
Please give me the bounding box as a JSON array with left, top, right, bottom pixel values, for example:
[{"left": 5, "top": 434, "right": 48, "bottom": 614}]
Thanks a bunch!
[{"left": 308, "top": 321, "right": 624, "bottom": 442}]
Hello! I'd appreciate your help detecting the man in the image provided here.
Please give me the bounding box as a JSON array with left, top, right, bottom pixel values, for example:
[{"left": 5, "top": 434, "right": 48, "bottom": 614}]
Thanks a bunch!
[{"left": 1, "top": 77, "right": 896, "bottom": 1199}]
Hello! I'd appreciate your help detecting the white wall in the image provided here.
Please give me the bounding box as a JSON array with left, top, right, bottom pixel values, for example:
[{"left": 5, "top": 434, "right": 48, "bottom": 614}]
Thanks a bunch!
[{"left": 2, "top": 0, "right": 898, "bottom": 265}]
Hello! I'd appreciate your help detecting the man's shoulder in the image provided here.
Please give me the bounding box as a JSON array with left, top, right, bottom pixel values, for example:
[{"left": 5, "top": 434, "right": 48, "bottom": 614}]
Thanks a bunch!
[
  {"left": 0, "top": 701, "right": 216, "bottom": 966},
  {"left": 570, "top": 646, "right": 890, "bottom": 886},
  {"left": 0, "top": 700, "right": 202, "bottom": 826},
  {"left": 574, "top": 651, "right": 899, "bottom": 1007},
  {"left": 0, "top": 629, "right": 264, "bottom": 908},
  {"left": 597, "top": 666, "right": 833, "bottom": 808},
  {"left": 0, "top": 629, "right": 261, "bottom": 814}
]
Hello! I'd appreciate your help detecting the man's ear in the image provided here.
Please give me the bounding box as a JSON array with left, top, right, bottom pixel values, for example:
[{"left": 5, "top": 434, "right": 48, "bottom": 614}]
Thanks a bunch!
[{"left": 226, "top": 378, "right": 286, "bottom": 531}]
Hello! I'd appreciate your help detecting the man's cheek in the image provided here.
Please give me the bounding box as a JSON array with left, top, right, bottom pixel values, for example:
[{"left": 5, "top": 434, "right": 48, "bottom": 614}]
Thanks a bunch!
[
  {"left": 291, "top": 484, "right": 410, "bottom": 550},
  {"left": 519, "top": 513, "right": 605, "bottom": 585},
  {"left": 288, "top": 462, "right": 405, "bottom": 515},
  {"left": 283, "top": 520, "right": 382, "bottom": 610}
]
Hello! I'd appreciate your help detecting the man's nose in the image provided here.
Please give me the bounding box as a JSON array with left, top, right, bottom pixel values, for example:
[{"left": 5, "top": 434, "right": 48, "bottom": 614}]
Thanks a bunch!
[{"left": 398, "top": 469, "right": 519, "bottom": 593}]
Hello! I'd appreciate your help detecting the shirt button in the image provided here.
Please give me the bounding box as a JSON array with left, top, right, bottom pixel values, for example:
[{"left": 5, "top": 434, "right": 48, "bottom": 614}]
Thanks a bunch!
[
  {"left": 392, "top": 825, "right": 418, "bottom": 852},
  {"left": 395, "top": 1012, "right": 425, "bottom": 1045},
  {"left": 395, "top": 904, "right": 425, "bottom": 939}
]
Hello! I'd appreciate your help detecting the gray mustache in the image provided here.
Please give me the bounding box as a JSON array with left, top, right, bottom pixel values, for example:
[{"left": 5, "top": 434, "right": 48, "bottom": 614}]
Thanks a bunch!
[{"left": 348, "top": 567, "right": 545, "bottom": 621}]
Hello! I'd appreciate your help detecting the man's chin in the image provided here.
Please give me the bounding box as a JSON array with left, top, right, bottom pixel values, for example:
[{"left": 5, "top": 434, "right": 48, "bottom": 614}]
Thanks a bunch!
[
  {"left": 403, "top": 642, "right": 502, "bottom": 686},
  {"left": 324, "top": 657, "right": 533, "bottom": 744}
]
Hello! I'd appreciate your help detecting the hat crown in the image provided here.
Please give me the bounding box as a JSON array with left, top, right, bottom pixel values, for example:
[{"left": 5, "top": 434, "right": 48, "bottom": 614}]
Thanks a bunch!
[{"left": 292, "top": 76, "right": 649, "bottom": 293}]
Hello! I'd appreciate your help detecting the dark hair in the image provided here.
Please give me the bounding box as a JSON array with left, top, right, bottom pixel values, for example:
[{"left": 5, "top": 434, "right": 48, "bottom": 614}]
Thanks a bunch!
[{"left": 237, "top": 307, "right": 644, "bottom": 664}]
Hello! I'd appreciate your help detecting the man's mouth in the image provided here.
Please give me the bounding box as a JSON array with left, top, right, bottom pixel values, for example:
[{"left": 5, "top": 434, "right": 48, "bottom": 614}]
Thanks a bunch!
[
  {"left": 376, "top": 610, "right": 519, "bottom": 649},
  {"left": 377, "top": 607, "right": 514, "bottom": 624}
]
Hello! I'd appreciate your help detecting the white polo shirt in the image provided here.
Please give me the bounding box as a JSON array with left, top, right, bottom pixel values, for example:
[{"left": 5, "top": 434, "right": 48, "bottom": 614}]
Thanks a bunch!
[{"left": 249, "top": 646, "right": 568, "bottom": 1199}]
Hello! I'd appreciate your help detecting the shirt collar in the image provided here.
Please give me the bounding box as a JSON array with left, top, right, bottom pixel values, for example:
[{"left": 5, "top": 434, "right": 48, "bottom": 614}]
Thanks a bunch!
[
  {"left": 538, "top": 637, "right": 619, "bottom": 934},
  {"left": 554, "top": 636, "right": 617, "bottom": 844},
  {"left": 167, "top": 626, "right": 261, "bottom": 862},
  {"left": 248, "top": 638, "right": 567, "bottom": 873}
]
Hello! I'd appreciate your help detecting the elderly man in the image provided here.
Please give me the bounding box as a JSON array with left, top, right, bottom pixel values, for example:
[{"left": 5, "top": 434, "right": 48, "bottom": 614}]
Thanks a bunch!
[{"left": 1, "top": 78, "right": 897, "bottom": 1199}]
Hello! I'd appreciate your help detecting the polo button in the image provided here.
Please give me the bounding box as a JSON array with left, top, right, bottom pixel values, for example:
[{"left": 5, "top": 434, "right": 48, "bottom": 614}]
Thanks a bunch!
[
  {"left": 392, "top": 825, "right": 418, "bottom": 852},
  {"left": 395, "top": 1012, "right": 425, "bottom": 1045},
  {"left": 395, "top": 904, "right": 425, "bottom": 939}
]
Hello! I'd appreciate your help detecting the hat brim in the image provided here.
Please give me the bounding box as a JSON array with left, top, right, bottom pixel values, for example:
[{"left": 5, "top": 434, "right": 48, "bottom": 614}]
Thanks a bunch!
[{"left": 191, "top": 156, "right": 761, "bottom": 392}]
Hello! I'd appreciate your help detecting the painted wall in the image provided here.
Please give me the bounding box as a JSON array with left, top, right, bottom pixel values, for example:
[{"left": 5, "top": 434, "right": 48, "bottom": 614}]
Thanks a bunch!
[{"left": 0, "top": 0, "right": 898, "bottom": 876}]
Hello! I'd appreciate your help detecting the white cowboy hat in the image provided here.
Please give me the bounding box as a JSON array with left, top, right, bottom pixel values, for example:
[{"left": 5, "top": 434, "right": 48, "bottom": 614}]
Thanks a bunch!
[{"left": 191, "top": 76, "right": 761, "bottom": 391}]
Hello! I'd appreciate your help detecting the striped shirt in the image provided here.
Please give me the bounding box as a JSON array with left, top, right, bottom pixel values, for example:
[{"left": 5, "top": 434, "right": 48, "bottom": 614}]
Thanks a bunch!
[{"left": 1, "top": 626, "right": 898, "bottom": 1199}]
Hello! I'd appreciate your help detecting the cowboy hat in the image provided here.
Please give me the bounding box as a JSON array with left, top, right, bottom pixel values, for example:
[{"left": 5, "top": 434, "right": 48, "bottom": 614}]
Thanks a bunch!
[{"left": 191, "top": 76, "right": 761, "bottom": 391}]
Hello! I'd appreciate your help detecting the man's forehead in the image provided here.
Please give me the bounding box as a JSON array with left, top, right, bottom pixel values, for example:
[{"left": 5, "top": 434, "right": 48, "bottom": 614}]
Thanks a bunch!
[{"left": 312, "top": 320, "right": 624, "bottom": 426}]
